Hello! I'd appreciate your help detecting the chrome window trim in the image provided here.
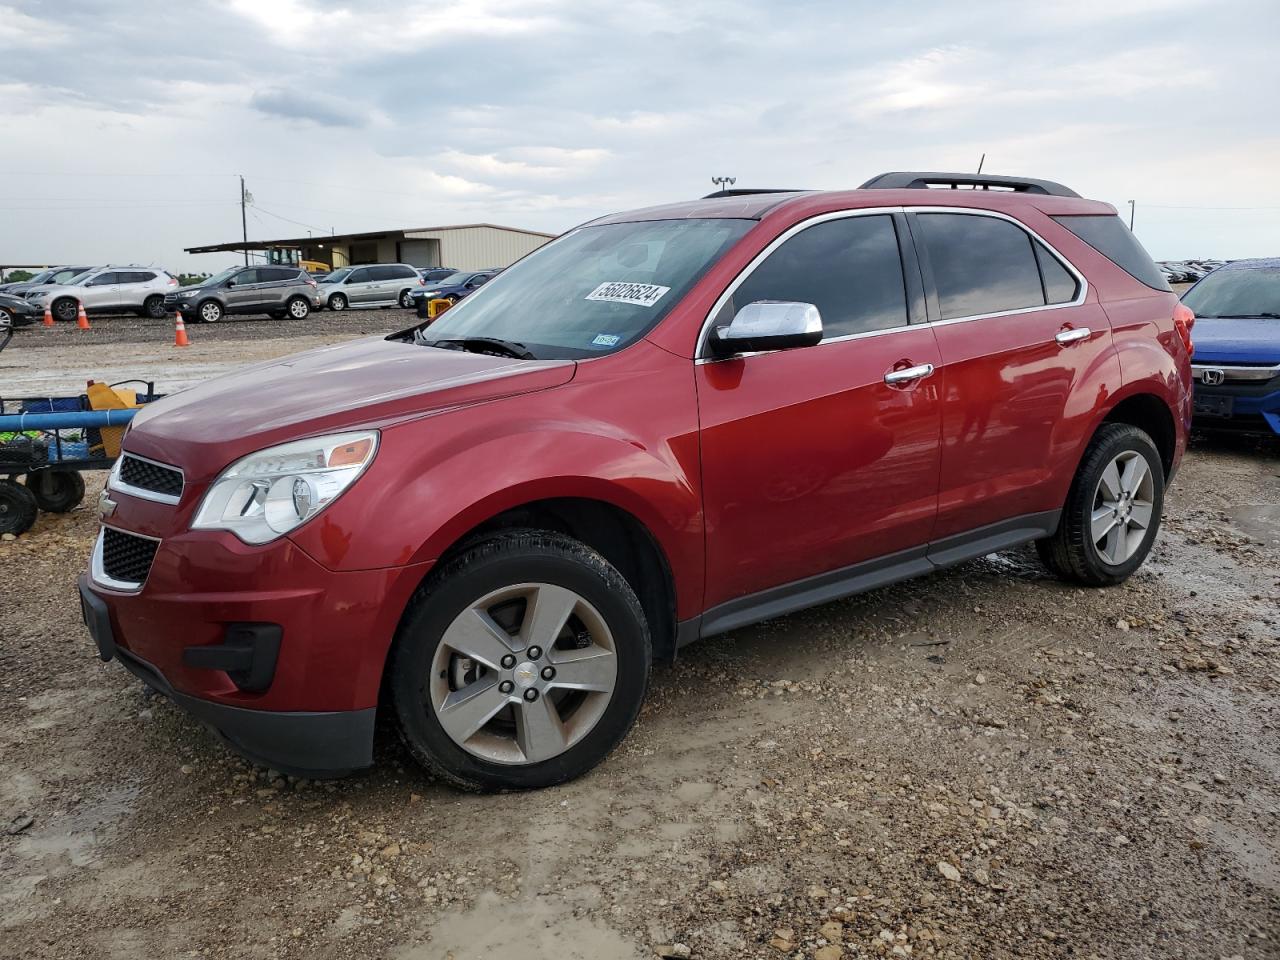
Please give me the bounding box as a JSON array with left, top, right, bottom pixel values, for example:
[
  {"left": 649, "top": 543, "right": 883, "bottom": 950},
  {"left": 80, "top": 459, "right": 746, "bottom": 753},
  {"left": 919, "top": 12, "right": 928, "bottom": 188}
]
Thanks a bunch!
[
  {"left": 90, "top": 524, "right": 161, "bottom": 594},
  {"left": 694, "top": 204, "right": 1088, "bottom": 362},
  {"left": 109, "top": 452, "right": 184, "bottom": 506}
]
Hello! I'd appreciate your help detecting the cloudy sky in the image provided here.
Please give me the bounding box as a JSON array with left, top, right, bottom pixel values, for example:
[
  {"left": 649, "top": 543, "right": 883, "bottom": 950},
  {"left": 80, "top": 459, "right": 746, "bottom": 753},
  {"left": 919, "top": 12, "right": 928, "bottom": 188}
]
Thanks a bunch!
[{"left": 2, "top": 0, "right": 1277, "bottom": 272}]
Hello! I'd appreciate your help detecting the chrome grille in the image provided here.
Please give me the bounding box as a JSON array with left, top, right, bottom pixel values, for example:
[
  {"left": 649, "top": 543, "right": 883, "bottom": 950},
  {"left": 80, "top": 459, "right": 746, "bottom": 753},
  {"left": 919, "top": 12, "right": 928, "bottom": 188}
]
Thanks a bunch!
[
  {"left": 101, "top": 527, "right": 159, "bottom": 585},
  {"left": 119, "top": 454, "right": 184, "bottom": 499}
]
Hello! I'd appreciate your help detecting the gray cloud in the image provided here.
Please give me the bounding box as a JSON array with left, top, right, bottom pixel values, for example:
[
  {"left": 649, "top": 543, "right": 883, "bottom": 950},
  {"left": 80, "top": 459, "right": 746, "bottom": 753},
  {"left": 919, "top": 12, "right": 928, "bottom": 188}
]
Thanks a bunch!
[
  {"left": 249, "top": 88, "right": 366, "bottom": 128},
  {"left": 0, "top": 0, "right": 1277, "bottom": 270}
]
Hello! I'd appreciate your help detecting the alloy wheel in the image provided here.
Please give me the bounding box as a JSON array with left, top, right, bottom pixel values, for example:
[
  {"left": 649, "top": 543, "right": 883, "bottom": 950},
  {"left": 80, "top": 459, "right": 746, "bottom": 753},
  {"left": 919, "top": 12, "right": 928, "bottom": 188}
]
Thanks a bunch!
[
  {"left": 200, "top": 302, "right": 221, "bottom": 323},
  {"left": 428, "top": 582, "right": 618, "bottom": 765},
  {"left": 289, "top": 298, "right": 309, "bottom": 319},
  {"left": 1090, "top": 450, "right": 1155, "bottom": 565}
]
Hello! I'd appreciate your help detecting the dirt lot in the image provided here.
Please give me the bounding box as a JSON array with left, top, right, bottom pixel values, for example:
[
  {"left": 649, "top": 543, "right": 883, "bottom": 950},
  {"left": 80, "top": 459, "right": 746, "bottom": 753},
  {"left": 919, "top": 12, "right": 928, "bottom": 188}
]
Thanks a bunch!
[{"left": 1, "top": 312, "right": 1278, "bottom": 960}]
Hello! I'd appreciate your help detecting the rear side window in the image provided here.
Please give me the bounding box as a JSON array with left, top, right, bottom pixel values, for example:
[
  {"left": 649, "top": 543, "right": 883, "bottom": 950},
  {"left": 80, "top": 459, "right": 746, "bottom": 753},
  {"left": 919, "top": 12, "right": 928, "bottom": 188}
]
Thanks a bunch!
[
  {"left": 367, "top": 266, "right": 393, "bottom": 281},
  {"left": 1052, "top": 215, "right": 1171, "bottom": 292},
  {"left": 260, "top": 267, "right": 297, "bottom": 283},
  {"left": 915, "top": 213, "right": 1045, "bottom": 320},
  {"left": 392, "top": 265, "right": 417, "bottom": 279},
  {"left": 729, "top": 214, "right": 908, "bottom": 339},
  {"left": 1034, "top": 243, "right": 1079, "bottom": 304}
]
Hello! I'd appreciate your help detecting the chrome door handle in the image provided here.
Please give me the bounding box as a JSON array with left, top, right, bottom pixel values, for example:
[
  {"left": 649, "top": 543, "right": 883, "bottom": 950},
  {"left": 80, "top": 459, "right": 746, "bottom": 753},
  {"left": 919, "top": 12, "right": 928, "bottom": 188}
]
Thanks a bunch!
[
  {"left": 883, "top": 363, "right": 935, "bottom": 385},
  {"left": 1055, "top": 327, "right": 1091, "bottom": 345}
]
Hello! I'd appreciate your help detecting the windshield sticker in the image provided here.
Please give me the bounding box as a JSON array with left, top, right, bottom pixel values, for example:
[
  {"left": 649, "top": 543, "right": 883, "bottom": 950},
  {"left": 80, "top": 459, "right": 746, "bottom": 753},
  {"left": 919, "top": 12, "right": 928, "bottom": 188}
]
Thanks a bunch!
[
  {"left": 585, "top": 281, "right": 671, "bottom": 307},
  {"left": 591, "top": 334, "right": 621, "bottom": 347}
]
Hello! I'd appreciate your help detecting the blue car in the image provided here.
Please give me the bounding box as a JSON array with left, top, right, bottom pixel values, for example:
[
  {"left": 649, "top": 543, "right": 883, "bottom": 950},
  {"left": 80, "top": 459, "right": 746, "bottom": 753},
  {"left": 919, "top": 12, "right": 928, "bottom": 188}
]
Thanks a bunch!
[
  {"left": 409, "top": 269, "right": 501, "bottom": 318},
  {"left": 1183, "top": 258, "right": 1280, "bottom": 435}
]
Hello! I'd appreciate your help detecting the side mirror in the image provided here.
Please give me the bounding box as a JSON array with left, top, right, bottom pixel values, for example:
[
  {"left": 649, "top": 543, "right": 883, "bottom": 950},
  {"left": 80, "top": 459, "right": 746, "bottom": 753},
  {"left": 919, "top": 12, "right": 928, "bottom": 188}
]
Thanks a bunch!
[
  {"left": 708, "top": 301, "right": 823, "bottom": 357},
  {"left": 225, "top": 279, "right": 236, "bottom": 288}
]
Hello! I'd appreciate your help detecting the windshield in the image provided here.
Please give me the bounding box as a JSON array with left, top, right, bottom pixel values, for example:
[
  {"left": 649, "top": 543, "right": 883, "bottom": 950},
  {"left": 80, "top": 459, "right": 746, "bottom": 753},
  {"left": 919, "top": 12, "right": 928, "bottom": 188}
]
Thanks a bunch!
[
  {"left": 323, "top": 267, "right": 352, "bottom": 284},
  {"left": 64, "top": 270, "right": 94, "bottom": 286},
  {"left": 419, "top": 218, "right": 752, "bottom": 358},
  {"left": 1182, "top": 265, "right": 1280, "bottom": 318},
  {"left": 26, "top": 269, "right": 55, "bottom": 284},
  {"left": 430, "top": 272, "right": 470, "bottom": 286},
  {"left": 196, "top": 267, "right": 240, "bottom": 287}
]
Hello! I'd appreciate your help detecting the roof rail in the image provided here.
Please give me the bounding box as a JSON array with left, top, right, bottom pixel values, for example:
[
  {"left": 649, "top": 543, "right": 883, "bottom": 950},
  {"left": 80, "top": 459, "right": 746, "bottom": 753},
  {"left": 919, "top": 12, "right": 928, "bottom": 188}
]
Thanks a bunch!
[
  {"left": 701, "top": 188, "right": 811, "bottom": 199},
  {"left": 859, "top": 171, "right": 1080, "bottom": 198}
]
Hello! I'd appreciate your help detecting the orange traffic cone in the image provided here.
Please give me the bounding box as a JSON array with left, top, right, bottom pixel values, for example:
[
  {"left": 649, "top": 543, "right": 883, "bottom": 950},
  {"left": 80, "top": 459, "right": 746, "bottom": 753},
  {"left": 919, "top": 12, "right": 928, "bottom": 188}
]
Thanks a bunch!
[
  {"left": 174, "top": 309, "right": 190, "bottom": 347},
  {"left": 42, "top": 304, "right": 53, "bottom": 327},
  {"left": 76, "top": 301, "right": 90, "bottom": 330}
]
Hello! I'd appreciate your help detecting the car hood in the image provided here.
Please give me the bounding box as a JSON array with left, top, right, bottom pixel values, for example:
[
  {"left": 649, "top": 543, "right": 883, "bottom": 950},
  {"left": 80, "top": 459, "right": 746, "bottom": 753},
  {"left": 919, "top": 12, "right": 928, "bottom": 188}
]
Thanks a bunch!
[
  {"left": 1192, "top": 316, "right": 1280, "bottom": 365},
  {"left": 125, "top": 336, "right": 577, "bottom": 481},
  {"left": 0, "top": 292, "right": 35, "bottom": 309}
]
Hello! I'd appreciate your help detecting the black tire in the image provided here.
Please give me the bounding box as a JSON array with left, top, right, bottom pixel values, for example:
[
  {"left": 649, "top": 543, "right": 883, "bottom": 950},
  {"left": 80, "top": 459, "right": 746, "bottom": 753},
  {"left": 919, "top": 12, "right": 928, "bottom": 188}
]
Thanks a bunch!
[
  {"left": 390, "top": 529, "right": 651, "bottom": 792},
  {"left": 0, "top": 479, "right": 38, "bottom": 536},
  {"left": 328, "top": 293, "right": 348, "bottom": 311},
  {"left": 285, "top": 296, "right": 310, "bottom": 320},
  {"left": 1036, "top": 423, "right": 1165, "bottom": 587},
  {"left": 398, "top": 289, "right": 414, "bottom": 309},
  {"left": 25, "top": 470, "right": 85, "bottom": 513},
  {"left": 143, "top": 295, "right": 165, "bottom": 319},
  {"left": 197, "top": 299, "right": 223, "bottom": 324},
  {"left": 52, "top": 297, "right": 78, "bottom": 323}
]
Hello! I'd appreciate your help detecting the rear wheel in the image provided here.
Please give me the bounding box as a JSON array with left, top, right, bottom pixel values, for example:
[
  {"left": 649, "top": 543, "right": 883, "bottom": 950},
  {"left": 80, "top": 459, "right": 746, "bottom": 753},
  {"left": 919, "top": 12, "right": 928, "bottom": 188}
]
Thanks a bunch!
[
  {"left": 1037, "top": 423, "right": 1164, "bottom": 586},
  {"left": 0, "top": 479, "right": 38, "bottom": 536},
  {"left": 286, "top": 296, "right": 310, "bottom": 320},
  {"left": 25, "top": 470, "right": 85, "bottom": 513},
  {"left": 328, "top": 293, "right": 348, "bottom": 311},
  {"left": 198, "top": 300, "right": 223, "bottom": 324},
  {"left": 143, "top": 295, "right": 165, "bottom": 319},
  {"left": 390, "top": 530, "right": 651, "bottom": 791}
]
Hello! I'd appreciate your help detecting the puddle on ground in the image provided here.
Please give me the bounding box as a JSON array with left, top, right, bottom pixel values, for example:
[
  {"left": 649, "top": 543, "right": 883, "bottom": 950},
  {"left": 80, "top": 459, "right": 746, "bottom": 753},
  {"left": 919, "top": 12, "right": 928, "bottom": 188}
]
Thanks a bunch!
[
  {"left": 394, "top": 890, "right": 645, "bottom": 960},
  {"left": 12, "top": 780, "right": 141, "bottom": 869},
  {"left": 1230, "top": 503, "right": 1280, "bottom": 543}
]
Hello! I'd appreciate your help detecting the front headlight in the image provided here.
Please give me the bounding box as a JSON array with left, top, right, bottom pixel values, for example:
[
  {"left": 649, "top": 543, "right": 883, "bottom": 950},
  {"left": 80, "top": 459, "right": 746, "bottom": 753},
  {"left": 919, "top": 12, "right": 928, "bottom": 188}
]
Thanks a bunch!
[
  {"left": 192, "top": 431, "right": 378, "bottom": 544},
  {"left": 179, "top": 290, "right": 197, "bottom": 298}
]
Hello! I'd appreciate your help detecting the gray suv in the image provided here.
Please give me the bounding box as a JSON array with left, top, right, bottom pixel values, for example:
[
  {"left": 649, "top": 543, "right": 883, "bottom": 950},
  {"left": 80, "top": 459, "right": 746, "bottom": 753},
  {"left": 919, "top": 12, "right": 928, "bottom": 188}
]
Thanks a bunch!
[
  {"left": 317, "top": 263, "right": 423, "bottom": 310},
  {"left": 29, "top": 266, "right": 177, "bottom": 320},
  {"left": 166, "top": 265, "right": 322, "bottom": 323}
]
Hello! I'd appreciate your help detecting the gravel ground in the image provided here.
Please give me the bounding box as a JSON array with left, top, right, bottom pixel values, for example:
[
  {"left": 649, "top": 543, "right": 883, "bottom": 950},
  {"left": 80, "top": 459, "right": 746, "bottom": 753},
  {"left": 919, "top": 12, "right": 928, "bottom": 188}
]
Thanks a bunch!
[{"left": 1, "top": 324, "right": 1278, "bottom": 960}]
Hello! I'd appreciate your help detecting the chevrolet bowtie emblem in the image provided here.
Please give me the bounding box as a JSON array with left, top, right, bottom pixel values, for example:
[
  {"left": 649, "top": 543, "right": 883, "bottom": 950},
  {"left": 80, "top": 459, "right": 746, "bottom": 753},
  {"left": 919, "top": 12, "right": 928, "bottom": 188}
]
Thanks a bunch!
[{"left": 98, "top": 491, "right": 117, "bottom": 519}]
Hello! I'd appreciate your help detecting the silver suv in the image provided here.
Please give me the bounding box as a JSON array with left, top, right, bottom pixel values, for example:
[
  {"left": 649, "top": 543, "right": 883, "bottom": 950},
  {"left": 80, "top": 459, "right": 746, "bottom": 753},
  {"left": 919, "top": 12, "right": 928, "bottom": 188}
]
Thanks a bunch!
[
  {"left": 29, "top": 266, "right": 178, "bottom": 321},
  {"left": 165, "top": 265, "right": 321, "bottom": 323},
  {"left": 0, "top": 265, "right": 95, "bottom": 296},
  {"left": 317, "top": 263, "right": 424, "bottom": 311}
]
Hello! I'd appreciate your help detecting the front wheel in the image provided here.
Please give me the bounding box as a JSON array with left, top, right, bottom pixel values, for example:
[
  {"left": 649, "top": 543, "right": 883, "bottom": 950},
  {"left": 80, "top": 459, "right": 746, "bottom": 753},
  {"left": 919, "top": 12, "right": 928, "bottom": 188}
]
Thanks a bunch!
[
  {"left": 198, "top": 300, "right": 223, "bottom": 324},
  {"left": 1037, "top": 423, "right": 1165, "bottom": 587},
  {"left": 390, "top": 530, "right": 651, "bottom": 791},
  {"left": 398, "top": 289, "right": 414, "bottom": 308},
  {"left": 25, "top": 470, "right": 85, "bottom": 513},
  {"left": 0, "top": 479, "right": 38, "bottom": 536},
  {"left": 52, "top": 298, "right": 78, "bottom": 323},
  {"left": 328, "top": 293, "right": 348, "bottom": 311}
]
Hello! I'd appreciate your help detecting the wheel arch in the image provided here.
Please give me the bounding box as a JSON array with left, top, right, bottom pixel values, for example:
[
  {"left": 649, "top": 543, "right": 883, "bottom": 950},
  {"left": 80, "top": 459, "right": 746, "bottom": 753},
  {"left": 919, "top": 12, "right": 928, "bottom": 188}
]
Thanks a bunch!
[{"left": 1100, "top": 391, "right": 1177, "bottom": 482}]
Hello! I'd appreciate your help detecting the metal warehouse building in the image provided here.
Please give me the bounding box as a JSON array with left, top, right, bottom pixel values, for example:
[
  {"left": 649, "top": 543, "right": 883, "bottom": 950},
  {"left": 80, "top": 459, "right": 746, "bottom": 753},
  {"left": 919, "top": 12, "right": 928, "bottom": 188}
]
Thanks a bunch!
[{"left": 186, "top": 223, "right": 557, "bottom": 272}]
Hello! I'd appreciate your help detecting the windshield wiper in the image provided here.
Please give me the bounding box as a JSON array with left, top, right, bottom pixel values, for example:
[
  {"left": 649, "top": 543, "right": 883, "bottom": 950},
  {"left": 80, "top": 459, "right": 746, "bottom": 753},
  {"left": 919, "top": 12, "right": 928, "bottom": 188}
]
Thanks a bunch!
[
  {"left": 1207, "top": 312, "right": 1280, "bottom": 319},
  {"left": 424, "top": 337, "right": 538, "bottom": 360}
]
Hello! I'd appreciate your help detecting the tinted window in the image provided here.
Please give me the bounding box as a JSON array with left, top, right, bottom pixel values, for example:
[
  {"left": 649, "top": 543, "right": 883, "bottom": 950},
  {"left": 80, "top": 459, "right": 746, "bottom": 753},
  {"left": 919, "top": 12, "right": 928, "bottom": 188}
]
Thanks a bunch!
[
  {"left": 236, "top": 269, "right": 260, "bottom": 284},
  {"left": 347, "top": 268, "right": 371, "bottom": 283},
  {"left": 469, "top": 274, "right": 492, "bottom": 287},
  {"left": 87, "top": 272, "right": 118, "bottom": 286},
  {"left": 259, "top": 267, "right": 296, "bottom": 283},
  {"left": 727, "top": 214, "right": 908, "bottom": 339},
  {"left": 1035, "top": 243, "right": 1079, "bottom": 304},
  {"left": 916, "top": 213, "right": 1045, "bottom": 320},
  {"left": 366, "top": 266, "right": 392, "bottom": 281},
  {"left": 391, "top": 265, "right": 417, "bottom": 279},
  {"left": 120, "top": 271, "right": 155, "bottom": 284},
  {"left": 1052, "top": 215, "right": 1171, "bottom": 292}
]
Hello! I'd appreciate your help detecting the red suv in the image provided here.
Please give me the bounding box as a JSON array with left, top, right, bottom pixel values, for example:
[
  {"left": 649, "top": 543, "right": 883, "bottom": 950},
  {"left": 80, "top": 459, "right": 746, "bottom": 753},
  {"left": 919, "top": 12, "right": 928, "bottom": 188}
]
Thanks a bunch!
[{"left": 79, "top": 172, "right": 1193, "bottom": 790}]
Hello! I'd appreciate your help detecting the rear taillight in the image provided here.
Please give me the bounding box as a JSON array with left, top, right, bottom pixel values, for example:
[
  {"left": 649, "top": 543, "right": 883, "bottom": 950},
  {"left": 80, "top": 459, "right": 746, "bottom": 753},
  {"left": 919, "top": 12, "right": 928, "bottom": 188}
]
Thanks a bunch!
[
  {"left": 168, "top": 277, "right": 178, "bottom": 286},
  {"left": 1173, "top": 303, "right": 1195, "bottom": 357},
  {"left": 306, "top": 277, "right": 317, "bottom": 288}
]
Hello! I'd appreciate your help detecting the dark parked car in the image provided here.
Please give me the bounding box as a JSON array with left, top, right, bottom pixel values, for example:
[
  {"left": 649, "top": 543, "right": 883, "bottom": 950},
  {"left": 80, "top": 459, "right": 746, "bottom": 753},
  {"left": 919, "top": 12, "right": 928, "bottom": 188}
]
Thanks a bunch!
[
  {"left": 1181, "top": 258, "right": 1280, "bottom": 435},
  {"left": 0, "top": 265, "right": 95, "bottom": 296},
  {"left": 81, "top": 171, "right": 1190, "bottom": 790},
  {"left": 409, "top": 270, "right": 501, "bottom": 316},
  {"left": 0, "top": 291, "right": 44, "bottom": 327},
  {"left": 166, "top": 265, "right": 321, "bottom": 323}
]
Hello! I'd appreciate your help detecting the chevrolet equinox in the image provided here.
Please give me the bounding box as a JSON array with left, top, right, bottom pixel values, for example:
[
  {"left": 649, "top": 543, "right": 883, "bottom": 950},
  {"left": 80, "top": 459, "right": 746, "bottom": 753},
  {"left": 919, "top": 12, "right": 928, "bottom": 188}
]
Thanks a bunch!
[{"left": 80, "top": 172, "right": 1194, "bottom": 790}]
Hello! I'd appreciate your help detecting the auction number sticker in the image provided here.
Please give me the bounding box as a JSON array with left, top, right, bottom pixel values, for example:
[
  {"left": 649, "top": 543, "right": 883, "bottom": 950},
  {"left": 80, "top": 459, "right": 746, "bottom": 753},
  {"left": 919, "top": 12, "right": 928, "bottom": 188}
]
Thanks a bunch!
[{"left": 585, "top": 281, "right": 671, "bottom": 307}]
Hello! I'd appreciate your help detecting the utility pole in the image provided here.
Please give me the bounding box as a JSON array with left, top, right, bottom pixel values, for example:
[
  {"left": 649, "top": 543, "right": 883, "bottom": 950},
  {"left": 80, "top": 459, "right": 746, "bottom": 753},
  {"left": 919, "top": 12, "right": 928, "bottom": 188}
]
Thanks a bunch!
[
  {"left": 1128, "top": 200, "right": 1135, "bottom": 231},
  {"left": 976, "top": 153, "right": 985, "bottom": 174},
  {"left": 240, "top": 175, "right": 249, "bottom": 265}
]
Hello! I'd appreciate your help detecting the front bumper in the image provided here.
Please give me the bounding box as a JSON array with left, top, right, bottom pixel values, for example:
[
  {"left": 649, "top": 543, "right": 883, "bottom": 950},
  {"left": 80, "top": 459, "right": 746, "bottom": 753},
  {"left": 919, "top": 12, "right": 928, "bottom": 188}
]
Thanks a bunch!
[
  {"left": 2, "top": 303, "right": 41, "bottom": 327},
  {"left": 1191, "top": 368, "right": 1280, "bottom": 435},
  {"left": 81, "top": 575, "right": 375, "bottom": 776}
]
